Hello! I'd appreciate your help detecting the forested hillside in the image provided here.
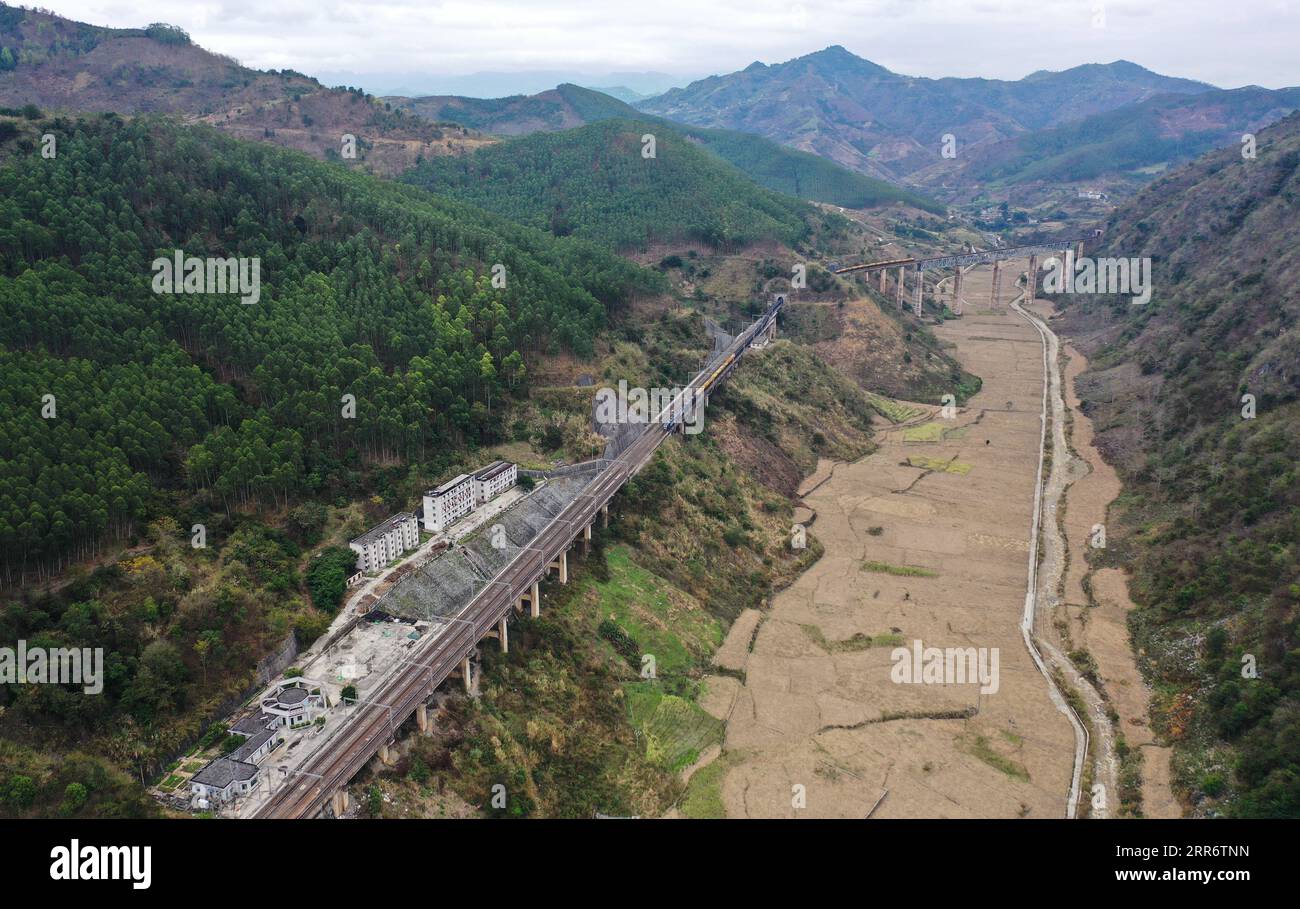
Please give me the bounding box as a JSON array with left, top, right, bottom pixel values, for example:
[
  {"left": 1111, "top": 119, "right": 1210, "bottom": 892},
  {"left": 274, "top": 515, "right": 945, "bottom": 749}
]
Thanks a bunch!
[
  {"left": 0, "top": 110, "right": 664, "bottom": 813},
  {"left": 1057, "top": 112, "right": 1300, "bottom": 817},
  {"left": 403, "top": 118, "right": 824, "bottom": 250},
  {"left": 0, "top": 110, "right": 658, "bottom": 582},
  {"left": 931, "top": 86, "right": 1300, "bottom": 190},
  {"left": 393, "top": 83, "right": 942, "bottom": 212}
]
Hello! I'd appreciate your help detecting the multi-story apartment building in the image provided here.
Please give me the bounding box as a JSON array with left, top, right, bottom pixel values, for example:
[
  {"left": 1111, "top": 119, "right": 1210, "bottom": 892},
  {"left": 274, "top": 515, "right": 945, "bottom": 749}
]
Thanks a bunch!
[
  {"left": 473, "top": 460, "right": 518, "bottom": 506},
  {"left": 348, "top": 512, "right": 420, "bottom": 573},
  {"left": 423, "top": 474, "right": 474, "bottom": 532}
]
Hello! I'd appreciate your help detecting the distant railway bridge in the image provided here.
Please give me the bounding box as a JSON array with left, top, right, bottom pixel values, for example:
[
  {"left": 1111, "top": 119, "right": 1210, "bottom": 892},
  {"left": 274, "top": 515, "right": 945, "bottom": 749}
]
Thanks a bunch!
[{"left": 832, "top": 236, "right": 1100, "bottom": 317}]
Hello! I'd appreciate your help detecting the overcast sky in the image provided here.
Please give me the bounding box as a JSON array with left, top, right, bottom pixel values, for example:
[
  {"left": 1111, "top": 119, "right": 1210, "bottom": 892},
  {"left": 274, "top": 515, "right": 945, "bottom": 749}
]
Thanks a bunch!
[{"left": 43, "top": 0, "right": 1300, "bottom": 96}]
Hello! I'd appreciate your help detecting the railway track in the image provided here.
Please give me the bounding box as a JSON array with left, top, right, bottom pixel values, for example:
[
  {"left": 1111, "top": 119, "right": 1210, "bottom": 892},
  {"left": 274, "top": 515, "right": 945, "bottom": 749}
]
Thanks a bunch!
[{"left": 250, "top": 301, "right": 781, "bottom": 818}]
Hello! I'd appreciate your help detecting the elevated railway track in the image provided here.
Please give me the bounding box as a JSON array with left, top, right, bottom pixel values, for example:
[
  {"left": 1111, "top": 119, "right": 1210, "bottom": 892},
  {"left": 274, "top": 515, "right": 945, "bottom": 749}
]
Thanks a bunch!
[
  {"left": 250, "top": 298, "right": 783, "bottom": 818},
  {"left": 831, "top": 237, "right": 1098, "bottom": 317}
]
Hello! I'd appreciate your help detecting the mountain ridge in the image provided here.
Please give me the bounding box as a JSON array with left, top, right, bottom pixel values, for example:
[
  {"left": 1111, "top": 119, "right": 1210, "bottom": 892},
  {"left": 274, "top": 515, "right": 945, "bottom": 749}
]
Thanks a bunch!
[
  {"left": 0, "top": 4, "right": 489, "bottom": 175},
  {"left": 389, "top": 82, "right": 943, "bottom": 213},
  {"left": 636, "top": 46, "right": 1217, "bottom": 181}
]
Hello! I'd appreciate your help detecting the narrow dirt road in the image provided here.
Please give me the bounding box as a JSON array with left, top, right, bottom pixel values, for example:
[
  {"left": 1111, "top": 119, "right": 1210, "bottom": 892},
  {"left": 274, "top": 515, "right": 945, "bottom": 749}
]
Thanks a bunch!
[{"left": 1009, "top": 289, "right": 1115, "bottom": 817}]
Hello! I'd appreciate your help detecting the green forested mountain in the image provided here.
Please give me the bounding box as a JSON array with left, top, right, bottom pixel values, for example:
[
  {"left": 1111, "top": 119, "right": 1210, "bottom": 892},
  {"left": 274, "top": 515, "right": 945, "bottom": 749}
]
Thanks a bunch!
[
  {"left": 403, "top": 118, "right": 828, "bottom": 250},
  {"left": 938, "top": 86, "right": 1300, "bottom": 189},
  {"left": 391, "top": 83, "right": 634, "bottom": 134},
  {"left": 1059, "top": 111, "right": 1300, "bottom": 817},
  {"left": 393, "top": 84, "right": 942, "bottom": 213},
  {"left": 0, "top": 113, "right": 657, "bottom": 584}
]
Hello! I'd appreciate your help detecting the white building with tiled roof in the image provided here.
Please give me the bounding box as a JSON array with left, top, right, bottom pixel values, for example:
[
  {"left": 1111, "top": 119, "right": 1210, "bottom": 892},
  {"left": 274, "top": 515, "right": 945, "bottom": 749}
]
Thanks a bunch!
[
  {"left": 189, "top": 713, "right": 284, "bottom": 806},
  {"left": 260, "top": 679, "right": 326, "bottom": 729}
]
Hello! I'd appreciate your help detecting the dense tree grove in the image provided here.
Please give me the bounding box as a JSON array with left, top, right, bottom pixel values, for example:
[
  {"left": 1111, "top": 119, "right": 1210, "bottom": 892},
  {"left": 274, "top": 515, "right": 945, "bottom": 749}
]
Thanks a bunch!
[
  {"left": 403, "top": 118, "right": 815, "bottom": 251},
  {"left": 0, "top": 114, "right": 660, "bottom": 582}
]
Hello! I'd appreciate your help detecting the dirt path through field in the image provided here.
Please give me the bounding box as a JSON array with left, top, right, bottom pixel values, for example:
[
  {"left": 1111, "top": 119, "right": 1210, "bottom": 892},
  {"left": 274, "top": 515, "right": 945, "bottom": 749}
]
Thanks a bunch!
[
  {"left": 703, "top": 262, "right": 1076, "bottom": 818},
  {"left": 1034, "top": 307, "right": 1181, "bottom": 818}
]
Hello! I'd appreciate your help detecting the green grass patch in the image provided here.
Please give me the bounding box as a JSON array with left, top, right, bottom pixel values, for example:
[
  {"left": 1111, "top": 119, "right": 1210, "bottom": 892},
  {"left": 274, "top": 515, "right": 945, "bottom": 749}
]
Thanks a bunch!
[
  {"left": 861, "top": 560, "right": 938, "bottom": 578},
  {"left": 627, "top": 683, "right": 723, "bottom": 773},
  {"left": 906, "top": 455, "right": 972, "bottom": 474},
  {"left": 679, "top": 750, "right": 741, "bottom": 819},
  {"left": 866, "top": 392, "right": 926, "bottom": 424},
  {"left": 902, "top": 422, "right": 945, "bottom": 442},
  {"left": 589, "top": 547, "right": 722, "bottom": 677},
  {"left": 966, "top": 734, "right": 1030, "bottom": 782},
  {"left": 800, "top": 625, "right": 904, "bottom": 652}
]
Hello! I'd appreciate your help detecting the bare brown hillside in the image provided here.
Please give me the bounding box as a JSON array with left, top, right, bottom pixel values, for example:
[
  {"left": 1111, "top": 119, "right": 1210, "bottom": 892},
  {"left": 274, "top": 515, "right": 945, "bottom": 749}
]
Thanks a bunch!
[{"left": 0, "top": 5, "right": 491, "bottom": 174}]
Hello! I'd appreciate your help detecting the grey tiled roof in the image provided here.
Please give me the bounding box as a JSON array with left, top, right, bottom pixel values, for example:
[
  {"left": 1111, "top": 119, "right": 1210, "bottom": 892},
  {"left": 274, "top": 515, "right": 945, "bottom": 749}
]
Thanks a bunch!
[
  {"left": 229, "top": 728, "right": 275, "bottom": 763},
  {"left": 191, "top": 757, "right": 257, "bottom": 789},
  {"left": 275, "top": 687, "right": 310, "bottom": 706},
  {"left": 429, "top": 474, "right": 471, "bottom": 496},
  {"left": 474, "top": 460, "right": 513, "bottom": 481},
  {"left": 230, "top": 713, "right": 272, "bottom": 736}
]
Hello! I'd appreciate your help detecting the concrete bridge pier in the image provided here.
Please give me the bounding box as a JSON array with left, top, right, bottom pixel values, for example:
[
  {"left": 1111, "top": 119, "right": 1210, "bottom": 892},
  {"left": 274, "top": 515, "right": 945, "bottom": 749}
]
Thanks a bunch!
[
  {"left": 1026, "top": 255, "right": 1038, "bottom": 306},
  {"left": 952, "top": 267, "right": 964, "bottom": 315},
  {"left": 548, "top": 550, "right": 568, "bottom": 584},
  {"left": 895, "top": 266, "right": 906, "bottom": 309},
  {"left": 601, "top": 504, "right": 609, "bottom": 529},
  {"left": 912, "top": 268, "right": 923, "bottom": 318},
  {"left": 416, "top": 702, "right": 432, "bottom": 735},
  {"left": 991, "top": 260, "right": 1002, "bottom": 307},
  {"left": 457, "top": 656, "right": 473, "bottom": 693},
  {"left": 878, "top": 270, "right": 886, "bottom": 292},
  {"left": 378, "top": 742, "right": 396, "bottom": 766},
  {"left": 493, "top": 616, "right": 508, "bottom": 653},
  {"left": 331, "top": 789, "right": 350, "bottom": 817},
  {"left": 527, "top": 581, "right": 540, "bottom": 618}
]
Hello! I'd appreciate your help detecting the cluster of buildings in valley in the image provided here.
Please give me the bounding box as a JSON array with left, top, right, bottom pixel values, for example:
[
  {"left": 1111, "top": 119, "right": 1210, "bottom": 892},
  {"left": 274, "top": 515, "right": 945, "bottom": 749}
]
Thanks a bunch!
[
  {"left": 189, "top": 679, "right": 327, "bottom": 808},
  {"left": 347, "top": 460, "right": 519, "bottom": 573},
  {"left": 184, "top": 460, "right": 522, "bottom": 812}
]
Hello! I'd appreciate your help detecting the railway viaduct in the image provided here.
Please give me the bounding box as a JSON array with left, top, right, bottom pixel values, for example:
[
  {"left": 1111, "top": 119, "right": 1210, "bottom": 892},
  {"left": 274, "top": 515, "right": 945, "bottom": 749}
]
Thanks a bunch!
[
  {"left": 833, "top": 237, "right": 1097, "bottom": 318},
  {"left": 249, "top": 298, "right": 784, "bottom": 819}
]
